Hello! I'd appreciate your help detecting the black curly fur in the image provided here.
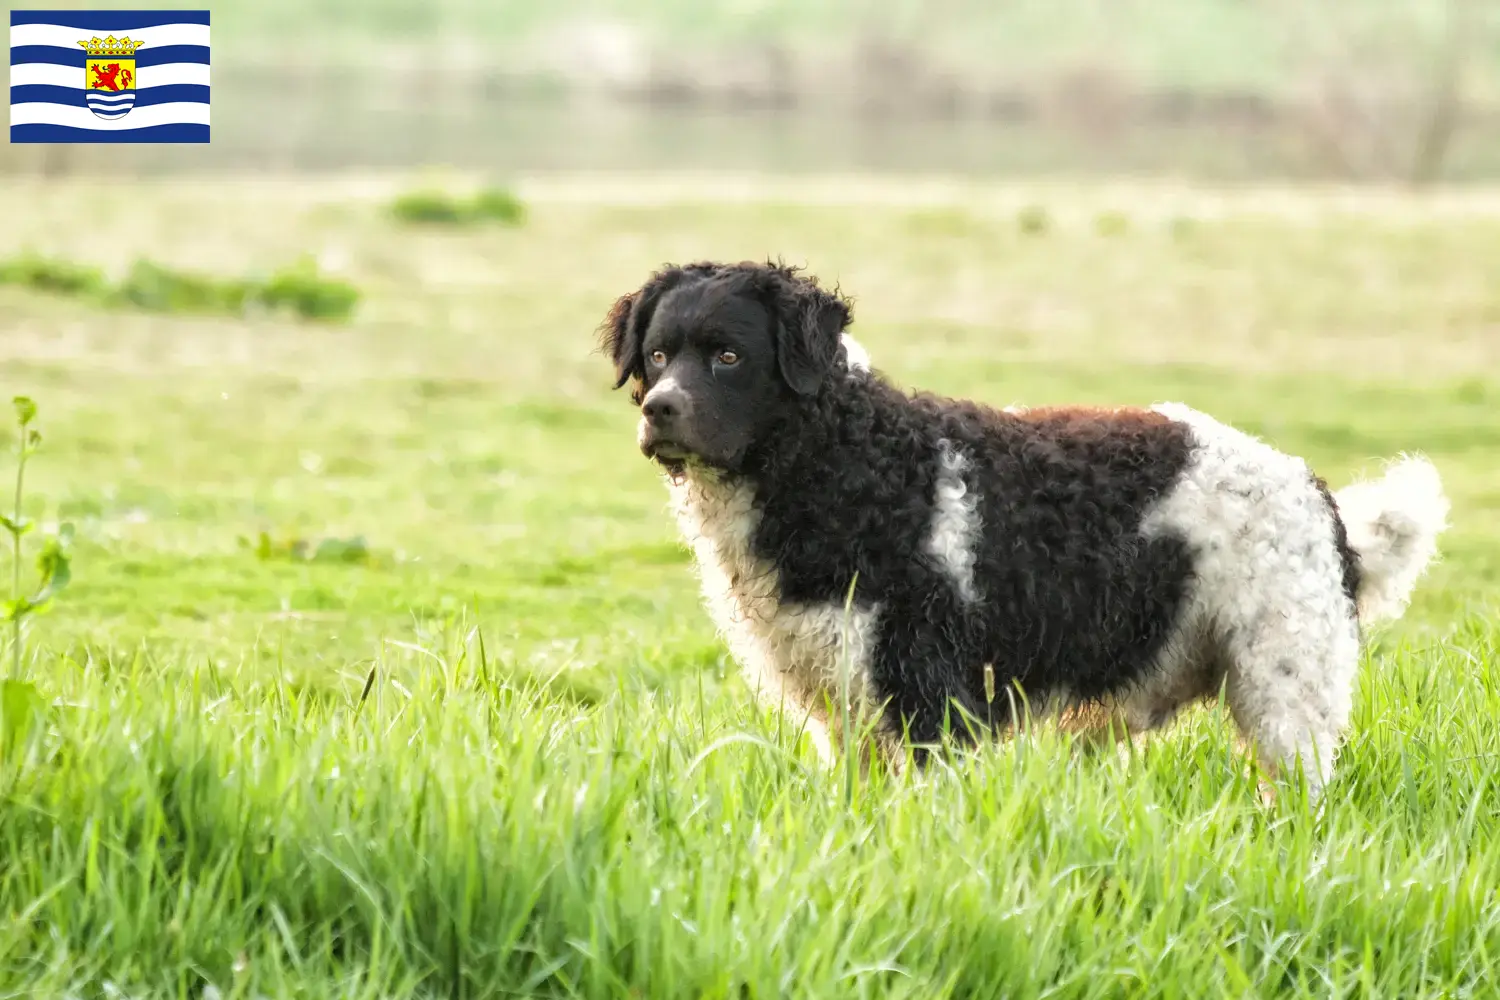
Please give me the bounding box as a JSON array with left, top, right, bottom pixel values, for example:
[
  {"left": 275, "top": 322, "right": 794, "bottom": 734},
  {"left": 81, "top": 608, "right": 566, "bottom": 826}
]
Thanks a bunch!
[
  {"left": 744, "top": 386, "right": 1198, "bottom": 749},
  {"left": 602, "top": 260, "right": 1208, "bottom": 755}
]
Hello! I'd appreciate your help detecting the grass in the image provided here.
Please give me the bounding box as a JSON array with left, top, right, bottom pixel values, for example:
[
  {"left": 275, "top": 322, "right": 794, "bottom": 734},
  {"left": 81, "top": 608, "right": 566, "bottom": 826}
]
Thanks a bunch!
[
  {"left": 0, "top": 172, "right": 1498, "bottom": 997},
  {"left": 390, "top": 186, "right": 527, "bottom": 227},
  {"left": 0, "top": 252, "right": 360, "bottom": 323}
]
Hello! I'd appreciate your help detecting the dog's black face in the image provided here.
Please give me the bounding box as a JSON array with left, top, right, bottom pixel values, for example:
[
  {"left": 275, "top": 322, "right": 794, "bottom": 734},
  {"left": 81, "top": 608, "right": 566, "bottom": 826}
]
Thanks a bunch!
[
  {"left": 598, "top": 261, "right": 852, "bottom": 473},
  {"left": 634, "top": 280, "right": 783, "bottom": 469}
]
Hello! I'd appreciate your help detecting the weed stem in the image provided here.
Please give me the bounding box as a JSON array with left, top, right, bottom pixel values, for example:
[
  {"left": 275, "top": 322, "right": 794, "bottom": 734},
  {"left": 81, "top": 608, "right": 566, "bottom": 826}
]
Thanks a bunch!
[{"left": 9, "top": 429, "right": 25, "bottom": 681}]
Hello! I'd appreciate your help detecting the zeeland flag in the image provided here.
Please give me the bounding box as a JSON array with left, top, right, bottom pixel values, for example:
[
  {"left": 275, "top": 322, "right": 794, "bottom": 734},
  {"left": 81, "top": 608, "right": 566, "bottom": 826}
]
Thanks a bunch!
[{"left": 10, "top": 9, "right": 209, "bottom": 142}]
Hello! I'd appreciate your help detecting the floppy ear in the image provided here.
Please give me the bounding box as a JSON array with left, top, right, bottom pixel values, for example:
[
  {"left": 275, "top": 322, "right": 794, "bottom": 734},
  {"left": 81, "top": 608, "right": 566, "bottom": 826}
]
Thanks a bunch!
[
  {"left": 768, "top": 268, "right": 853, "bottom": 397},
  {"left": 598, "top": 291, "right": 644, "bottom": 396},
  {"left": 597, "top": 264, "right": 708, "bottom": 404}
]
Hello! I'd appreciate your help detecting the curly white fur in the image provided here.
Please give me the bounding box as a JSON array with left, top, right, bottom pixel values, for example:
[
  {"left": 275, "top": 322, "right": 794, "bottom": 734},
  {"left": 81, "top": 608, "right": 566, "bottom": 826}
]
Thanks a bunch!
[
  {"left": 667, "top": 466, "right": 895, "bottom": 764},
  {"left": 839, "top": 334, "right": 870, "bottom": 372},
  {"left": 1334, "top": 455, "right": 1450, "bottom": 623},
  {"left": 1127, "top": 403, "right": 1446, "bottom": 799},
  {"left": 925, "top": 439, "right": 981, "bottom": 604}
]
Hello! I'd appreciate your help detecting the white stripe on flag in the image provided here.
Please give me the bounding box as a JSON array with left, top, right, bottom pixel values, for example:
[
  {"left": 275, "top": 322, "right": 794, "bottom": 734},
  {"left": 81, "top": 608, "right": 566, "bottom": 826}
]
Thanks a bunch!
[
  {"left": 10, "top": 101, "right": 210, "bottom": 129},
  {"left": 10, "top": 22, "right": 210, "bottom": 50},
  {"left": 9, "top": 62, "right": 211, "bottom": 89}
]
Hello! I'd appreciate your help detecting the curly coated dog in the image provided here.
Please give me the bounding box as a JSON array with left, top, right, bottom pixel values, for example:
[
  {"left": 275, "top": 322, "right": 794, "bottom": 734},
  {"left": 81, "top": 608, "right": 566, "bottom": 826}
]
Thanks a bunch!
[{"left": 598, "top": 259, "right": 1450, "bottom": 798}]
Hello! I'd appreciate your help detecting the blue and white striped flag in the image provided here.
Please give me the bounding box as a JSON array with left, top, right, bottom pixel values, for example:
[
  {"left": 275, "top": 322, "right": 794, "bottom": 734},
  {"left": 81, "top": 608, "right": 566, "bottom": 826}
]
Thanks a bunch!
[{"left": 10, "top": 9, "right": 209, "bottom": 143}]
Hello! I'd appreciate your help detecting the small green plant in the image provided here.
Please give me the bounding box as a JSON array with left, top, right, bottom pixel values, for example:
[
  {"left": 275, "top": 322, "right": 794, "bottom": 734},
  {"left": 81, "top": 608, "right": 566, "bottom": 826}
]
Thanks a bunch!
[
  {"left": 469, "top": 186, "right": 526, "bottom": 225},
  {"left": 1017, "top": 204, "right": 1051, "bottom": 235},
  {"left": 241, "top": 530, "right": 376, "bottom": 566},
  {"left": 3, "top": 398, "right": 72, "bottom": 680},
  {"left": 117, "top": 258, "right": 254, "bottom": 315},
  {"left": 254, "top": 255, "right": 361, "bottom": 323},
  {"left": 0, "top": 252, "right": 108, "bottom": 297},
  {"left": 390, "top": 185, "right": 526, "bottom": 227},
  {"left": 0, "top": 252, "right": 360, "bottom": 324},
  {"left": 390, "top": 190, "right": 468, "bottom": 225},
  {"left": 2, "top": 397, "right": 72, "bottom": 758}
]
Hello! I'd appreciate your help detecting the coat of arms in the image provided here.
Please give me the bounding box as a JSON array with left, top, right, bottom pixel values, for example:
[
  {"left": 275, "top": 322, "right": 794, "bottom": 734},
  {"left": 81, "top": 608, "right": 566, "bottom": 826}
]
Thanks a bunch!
[{"left": 78, "top": 34, "right": 143, "bottom": 120}]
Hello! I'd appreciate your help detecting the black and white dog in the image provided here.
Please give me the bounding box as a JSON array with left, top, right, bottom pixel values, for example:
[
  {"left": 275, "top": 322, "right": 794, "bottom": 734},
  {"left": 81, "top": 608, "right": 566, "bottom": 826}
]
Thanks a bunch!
[{"left": 599, "top": 260, "right": 1449, "bottom": 797}]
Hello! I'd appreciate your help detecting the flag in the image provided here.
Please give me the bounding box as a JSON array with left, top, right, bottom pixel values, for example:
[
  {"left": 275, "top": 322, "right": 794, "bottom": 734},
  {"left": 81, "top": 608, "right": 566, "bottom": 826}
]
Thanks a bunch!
[{"left": 10, "top": 9, "right": 209, "bottom": 143}]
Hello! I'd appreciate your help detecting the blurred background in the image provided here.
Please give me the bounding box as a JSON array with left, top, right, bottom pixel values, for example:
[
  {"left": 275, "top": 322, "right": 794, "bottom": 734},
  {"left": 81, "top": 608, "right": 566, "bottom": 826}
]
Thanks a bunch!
[{"left": 6, "top": 0, "right": 1500, "bottom": 182}]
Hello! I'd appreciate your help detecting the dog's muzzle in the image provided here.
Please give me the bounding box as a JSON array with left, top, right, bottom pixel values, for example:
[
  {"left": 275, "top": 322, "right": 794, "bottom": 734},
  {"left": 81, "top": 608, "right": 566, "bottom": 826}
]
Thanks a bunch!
[{"left": 638, "top": 379, "right": 693, "bottom": 465}]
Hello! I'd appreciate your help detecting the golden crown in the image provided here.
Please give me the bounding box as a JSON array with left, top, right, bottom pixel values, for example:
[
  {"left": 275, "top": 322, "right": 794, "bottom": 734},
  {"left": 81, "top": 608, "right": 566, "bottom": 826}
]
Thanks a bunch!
[{"left": 78, "top": 34, "right": 144, "bottom": 57}]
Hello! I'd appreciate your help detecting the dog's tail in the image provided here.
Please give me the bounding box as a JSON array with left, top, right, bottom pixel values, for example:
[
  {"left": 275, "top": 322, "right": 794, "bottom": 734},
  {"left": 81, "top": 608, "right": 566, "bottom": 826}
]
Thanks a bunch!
[{"left": 1333, "top": 455, "right": 1450, "bottom": 624}]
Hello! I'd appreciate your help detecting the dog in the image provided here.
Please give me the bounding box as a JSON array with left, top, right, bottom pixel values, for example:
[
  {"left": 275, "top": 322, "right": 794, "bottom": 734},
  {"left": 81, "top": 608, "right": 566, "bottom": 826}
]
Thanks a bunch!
[{"left": 598, "top": 259, "right": 1449, "bottom": 798}]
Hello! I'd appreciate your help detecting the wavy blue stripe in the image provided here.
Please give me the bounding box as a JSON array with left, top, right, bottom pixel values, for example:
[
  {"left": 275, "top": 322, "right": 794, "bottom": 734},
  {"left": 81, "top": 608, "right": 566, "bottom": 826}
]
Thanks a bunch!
[
  {"left": 10, "top": 10, "right": 209, "bottom": 29},
  {"left": 11, "top": 84, "right": 210, "bottom": 107},
  {"left": 9, "top": 122, "right": 209, "bottom": 143},
  {"left": 11, "top": 44, "right": 210, "bottom": 68}
]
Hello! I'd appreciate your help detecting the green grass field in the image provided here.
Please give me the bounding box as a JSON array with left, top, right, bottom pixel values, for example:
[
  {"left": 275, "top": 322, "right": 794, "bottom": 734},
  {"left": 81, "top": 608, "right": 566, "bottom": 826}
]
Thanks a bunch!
[{"left": 1, "top": 173, "right": 1498, "bottom": 998}]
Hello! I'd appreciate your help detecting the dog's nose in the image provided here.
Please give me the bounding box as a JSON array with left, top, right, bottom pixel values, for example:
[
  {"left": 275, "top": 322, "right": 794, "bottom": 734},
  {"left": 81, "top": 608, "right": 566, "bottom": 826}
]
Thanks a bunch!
[{"left": 642, "top": 386, "right": 689, "bottom": 424}]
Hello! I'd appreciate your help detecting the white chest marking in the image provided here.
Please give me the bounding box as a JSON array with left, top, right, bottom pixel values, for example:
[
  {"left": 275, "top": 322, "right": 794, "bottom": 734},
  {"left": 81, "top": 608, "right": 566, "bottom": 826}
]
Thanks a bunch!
[{"left": 667, "top": 470, "right": 885, "bottom": 757}]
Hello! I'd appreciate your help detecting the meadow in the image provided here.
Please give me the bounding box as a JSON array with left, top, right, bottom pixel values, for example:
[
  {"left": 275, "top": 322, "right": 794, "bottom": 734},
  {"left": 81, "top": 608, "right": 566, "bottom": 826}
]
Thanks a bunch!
[{"left": 0, "top": 173, "right": 1498, "bottom": 998}]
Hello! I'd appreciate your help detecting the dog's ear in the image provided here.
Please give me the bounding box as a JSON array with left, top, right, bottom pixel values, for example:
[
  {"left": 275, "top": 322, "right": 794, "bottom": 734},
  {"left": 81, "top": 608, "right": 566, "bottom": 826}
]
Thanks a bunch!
[
  {"left": 597, "top": 291, "right": 645, "bottom": 398},
  {"left": 597, "top": 264, "right": 712, "bottom": 404},
  {"left": 766, "top": 265, "right": 853, "bottom": 397}
]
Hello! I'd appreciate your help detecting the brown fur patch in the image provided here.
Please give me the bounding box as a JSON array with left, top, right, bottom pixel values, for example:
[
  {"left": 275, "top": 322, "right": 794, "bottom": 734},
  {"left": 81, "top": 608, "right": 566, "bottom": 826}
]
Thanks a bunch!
[{"left": 1005, "top": 404, "right": 1179, "bottom": 432}]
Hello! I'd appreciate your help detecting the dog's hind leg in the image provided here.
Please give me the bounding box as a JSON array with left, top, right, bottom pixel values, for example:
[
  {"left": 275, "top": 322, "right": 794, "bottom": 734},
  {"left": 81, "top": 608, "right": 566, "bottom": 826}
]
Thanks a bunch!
[
  {"left": 1140, "top": 403, "right": 1371, "bottom": 803},
  {"left": 1220, "top": 602, "right": 1362, "bottom": 803}
]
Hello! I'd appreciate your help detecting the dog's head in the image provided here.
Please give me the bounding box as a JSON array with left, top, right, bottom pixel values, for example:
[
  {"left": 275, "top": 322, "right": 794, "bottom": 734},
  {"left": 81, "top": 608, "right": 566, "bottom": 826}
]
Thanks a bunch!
[{"left": 597, "top": 260, "right": 855, "bottom": 472}]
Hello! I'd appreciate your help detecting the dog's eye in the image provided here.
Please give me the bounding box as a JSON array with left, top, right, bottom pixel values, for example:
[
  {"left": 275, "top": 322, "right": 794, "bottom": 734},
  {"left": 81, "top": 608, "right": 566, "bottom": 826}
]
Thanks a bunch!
[
  {"left": 649, "top": 350, "right": 668, "bottom": 367},
  {"left": 716, "top": 351, "right": 740, "bottom": 366}
]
